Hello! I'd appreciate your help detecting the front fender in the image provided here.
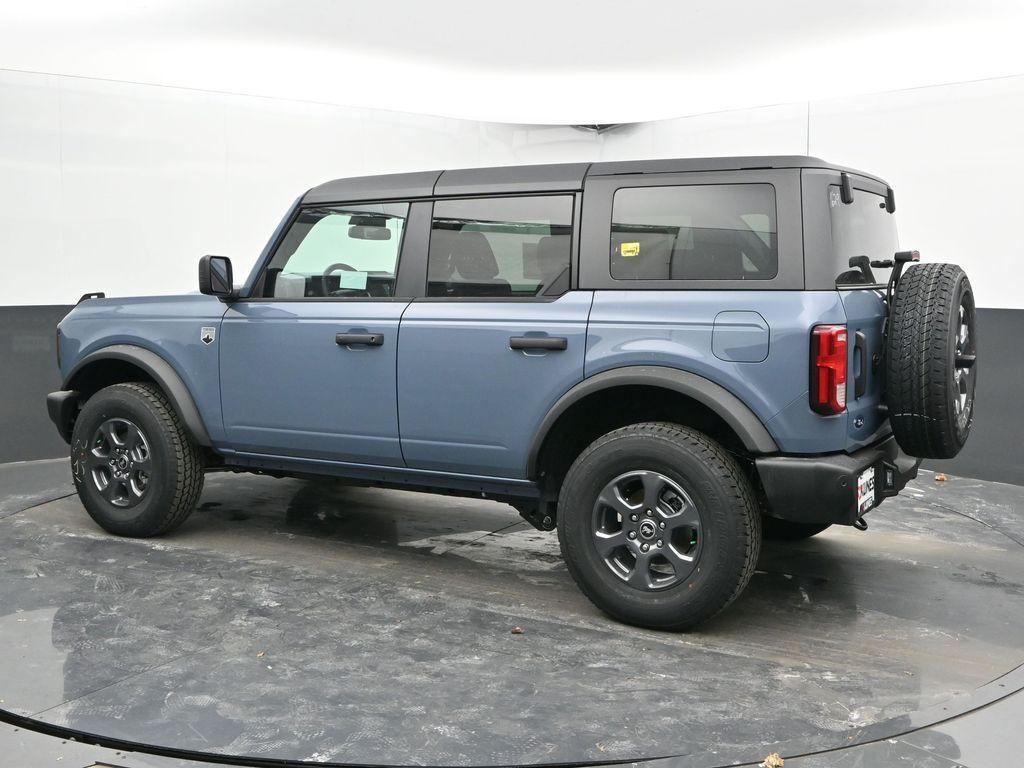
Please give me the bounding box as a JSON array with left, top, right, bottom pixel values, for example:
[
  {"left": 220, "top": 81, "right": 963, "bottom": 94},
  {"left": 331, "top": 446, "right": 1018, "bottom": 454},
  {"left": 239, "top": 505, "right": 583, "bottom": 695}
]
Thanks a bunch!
[{"left": 64, "top": 344, "right": 212, "bottom": 446}]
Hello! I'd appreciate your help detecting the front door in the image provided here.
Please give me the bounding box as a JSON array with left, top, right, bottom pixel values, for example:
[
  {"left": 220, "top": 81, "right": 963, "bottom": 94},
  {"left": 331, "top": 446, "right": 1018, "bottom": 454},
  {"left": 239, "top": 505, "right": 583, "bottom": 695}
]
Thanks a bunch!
[
  {"left": 397, "top": 194, "right": 591, "bottom": 478},
  {"left": 221, "top": 201, "right": 412, "bottom": 465}
]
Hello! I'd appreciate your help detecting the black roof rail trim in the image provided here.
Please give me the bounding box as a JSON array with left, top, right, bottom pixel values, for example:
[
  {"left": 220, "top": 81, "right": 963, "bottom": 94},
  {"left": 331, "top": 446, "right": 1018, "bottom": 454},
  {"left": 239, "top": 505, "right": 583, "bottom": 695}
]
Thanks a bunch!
[
  {"left": 434, "top": 162, "right": 590, "bottom": 196},
  {"left": 302, "top": 156, "right": 890, "bottom": 204}
]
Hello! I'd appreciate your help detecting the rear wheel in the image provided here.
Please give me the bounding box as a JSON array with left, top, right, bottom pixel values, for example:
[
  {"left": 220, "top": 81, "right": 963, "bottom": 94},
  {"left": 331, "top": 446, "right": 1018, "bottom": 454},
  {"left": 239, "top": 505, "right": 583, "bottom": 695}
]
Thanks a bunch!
[
  {"left": 71, "top": 382, "right": 204, "bottom": 537},
  {"left": 557, "top": 422, "right": 761, "bottom": 631},
  {"left": 761, "top": 517, "right": 831, "bottom": 541}
]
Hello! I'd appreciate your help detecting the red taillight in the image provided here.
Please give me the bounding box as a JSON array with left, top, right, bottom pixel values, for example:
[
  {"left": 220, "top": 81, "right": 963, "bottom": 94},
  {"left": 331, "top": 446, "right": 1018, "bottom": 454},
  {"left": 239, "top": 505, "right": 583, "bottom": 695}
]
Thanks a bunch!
[{"left": 810, "top": 324, "right": 847, "bottom": 415}]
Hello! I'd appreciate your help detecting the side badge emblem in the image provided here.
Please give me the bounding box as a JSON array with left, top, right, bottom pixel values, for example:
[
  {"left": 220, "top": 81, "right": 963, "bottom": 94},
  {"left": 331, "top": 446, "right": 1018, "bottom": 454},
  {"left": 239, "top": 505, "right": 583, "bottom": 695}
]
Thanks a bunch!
[{"left": 201, "top": 326, "right": 216, "bottom": 345}]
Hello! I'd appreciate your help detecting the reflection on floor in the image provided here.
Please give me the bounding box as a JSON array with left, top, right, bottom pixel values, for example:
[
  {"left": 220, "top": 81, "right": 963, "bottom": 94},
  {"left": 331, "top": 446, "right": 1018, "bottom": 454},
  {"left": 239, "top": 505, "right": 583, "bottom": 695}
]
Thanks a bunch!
[{"left": 1, "top": 461, "right": 1023, "bottom": 767}]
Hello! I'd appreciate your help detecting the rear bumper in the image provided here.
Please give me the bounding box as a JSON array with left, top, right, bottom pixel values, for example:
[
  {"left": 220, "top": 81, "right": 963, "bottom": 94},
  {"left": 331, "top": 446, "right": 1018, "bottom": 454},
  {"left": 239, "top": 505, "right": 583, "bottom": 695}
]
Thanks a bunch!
[
  {"left": 755, "top": 435, "right": 921, "bottom": 525},
  {"left": 46, "top": 390, "right": 79, "bottom": 444}
]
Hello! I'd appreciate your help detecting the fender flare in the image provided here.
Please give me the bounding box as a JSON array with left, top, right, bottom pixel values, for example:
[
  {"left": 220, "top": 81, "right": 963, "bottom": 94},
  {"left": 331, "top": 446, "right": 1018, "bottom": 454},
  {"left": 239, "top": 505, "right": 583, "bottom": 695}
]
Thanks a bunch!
[
  {"left": 65, "top": 344, "right": 213, "bottom": 447},
  {"left": 527, "top": 365, "right": 778, "bottom": 478}
]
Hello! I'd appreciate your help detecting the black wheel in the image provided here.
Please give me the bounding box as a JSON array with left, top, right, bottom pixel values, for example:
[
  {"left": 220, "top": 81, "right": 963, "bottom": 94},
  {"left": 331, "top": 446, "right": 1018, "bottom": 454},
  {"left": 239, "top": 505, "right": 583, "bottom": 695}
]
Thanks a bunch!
[
  {"left": 70, "top": 382, "right": 204, "bottom": 537},
  {"left": 557, "top": 422, "right": 761, "bottom": 631},
  {"left": 886, "top": 263, "right": 977, "bottom": 459},
  {"left": 761, "top": 517, "right": 831, "bottom": 541}
]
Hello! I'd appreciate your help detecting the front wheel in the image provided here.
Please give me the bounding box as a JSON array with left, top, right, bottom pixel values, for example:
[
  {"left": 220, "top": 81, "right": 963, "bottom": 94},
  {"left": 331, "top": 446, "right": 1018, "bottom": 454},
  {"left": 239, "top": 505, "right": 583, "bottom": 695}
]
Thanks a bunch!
[
  {"left": 70, "top": 382, "right": 204, "bottom": 537},
  {"left": 557, "top": 422, "right": 761, "bottom": 631}
]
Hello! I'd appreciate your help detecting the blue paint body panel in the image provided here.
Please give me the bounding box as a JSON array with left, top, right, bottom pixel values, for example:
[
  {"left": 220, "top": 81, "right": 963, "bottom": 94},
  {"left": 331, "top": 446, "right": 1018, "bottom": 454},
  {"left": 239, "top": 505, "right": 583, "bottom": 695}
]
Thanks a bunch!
[
  {"left": 585, "top": 291, "right": 854, "bottom": 454},
  {"left": 56, "top": 285, "right": 883, "bottom": 476},
  {"left": 220, "top": 301, "right": 409, "bottom": 465},
  {"left": 397, "top": 292, "right": 593, "bottom": 477},
  {"left": 57, "top": 295, "right": 229, "bottom": 443}
]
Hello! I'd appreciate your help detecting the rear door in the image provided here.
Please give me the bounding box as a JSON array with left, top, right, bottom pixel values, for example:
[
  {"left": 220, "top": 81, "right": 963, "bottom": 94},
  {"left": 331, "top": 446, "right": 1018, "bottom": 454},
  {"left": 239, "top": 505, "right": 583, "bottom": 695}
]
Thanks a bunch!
[
  {"left": 804, "top": 170, "right": 899, "bottom": 450},
  {"left": 397, "top": 194, "right": 591, "bottom": 478}
]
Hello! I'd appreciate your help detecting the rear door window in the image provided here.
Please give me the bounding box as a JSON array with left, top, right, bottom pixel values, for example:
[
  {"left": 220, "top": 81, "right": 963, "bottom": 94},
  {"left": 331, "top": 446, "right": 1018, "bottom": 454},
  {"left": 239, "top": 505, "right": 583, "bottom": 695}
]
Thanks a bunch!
[
  {"left": 610, "top": 184, "right": 778, "bottom": 280},
  {"left": 427, "top": 196, "right": 573, "bottom": 298},
  {"left": 830, "top": 187, "right": 898, "bottom": 286}
]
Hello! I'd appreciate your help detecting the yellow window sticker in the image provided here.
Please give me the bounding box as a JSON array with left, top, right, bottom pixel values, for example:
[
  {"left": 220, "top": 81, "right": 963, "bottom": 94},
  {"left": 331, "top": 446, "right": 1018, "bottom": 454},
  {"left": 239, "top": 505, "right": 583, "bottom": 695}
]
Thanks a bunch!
[{"left": 620, "top": 242, "right": 640, "bottom": 257}]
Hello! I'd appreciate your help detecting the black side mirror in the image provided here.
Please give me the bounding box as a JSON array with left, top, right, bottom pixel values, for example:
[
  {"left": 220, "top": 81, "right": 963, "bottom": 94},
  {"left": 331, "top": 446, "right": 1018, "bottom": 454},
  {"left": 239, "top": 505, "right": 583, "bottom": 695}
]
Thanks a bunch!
[{"left": 198, "top": 255, "right": 235, "bottom": 300}]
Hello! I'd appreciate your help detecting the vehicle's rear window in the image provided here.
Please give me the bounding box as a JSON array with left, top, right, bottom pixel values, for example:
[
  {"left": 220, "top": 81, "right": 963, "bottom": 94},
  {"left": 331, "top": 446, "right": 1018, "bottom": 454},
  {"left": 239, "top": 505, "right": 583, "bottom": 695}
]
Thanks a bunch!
[
  {"left": 610, "top": 184, "right": 778, "bottom": 281},
  {"left": 830, "top": 187, "right": 898, "bottom": 287}
]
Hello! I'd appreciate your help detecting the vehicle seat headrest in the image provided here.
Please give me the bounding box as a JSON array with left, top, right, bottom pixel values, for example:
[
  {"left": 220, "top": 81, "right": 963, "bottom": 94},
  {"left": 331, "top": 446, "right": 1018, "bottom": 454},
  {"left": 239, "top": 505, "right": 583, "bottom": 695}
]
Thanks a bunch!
[{"left": 451, "top": 231, "right": 499, "bottom": 281}]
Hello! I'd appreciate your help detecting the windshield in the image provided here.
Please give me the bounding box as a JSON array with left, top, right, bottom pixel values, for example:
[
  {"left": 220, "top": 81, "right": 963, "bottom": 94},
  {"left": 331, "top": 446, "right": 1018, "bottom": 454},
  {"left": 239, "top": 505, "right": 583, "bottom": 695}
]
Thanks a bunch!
[{"left": 830, "top": 185, "right": 898, "bottom": 287}]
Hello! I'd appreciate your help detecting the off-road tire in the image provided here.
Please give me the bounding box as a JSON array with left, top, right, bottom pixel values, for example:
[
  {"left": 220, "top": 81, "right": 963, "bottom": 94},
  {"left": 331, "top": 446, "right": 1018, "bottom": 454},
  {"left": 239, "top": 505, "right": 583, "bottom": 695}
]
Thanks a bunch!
[
  {"left": 886, "top": 263, "right": 977, "bottom": 459},
  {"left": 71, "top": 382, "right": 204, "bottom": 536},
  {"left": 761, "top": 517, "right": 831, "bottom": 541},
  {"left": 557, "top": 422, "right": 761, "bottom": 631}
]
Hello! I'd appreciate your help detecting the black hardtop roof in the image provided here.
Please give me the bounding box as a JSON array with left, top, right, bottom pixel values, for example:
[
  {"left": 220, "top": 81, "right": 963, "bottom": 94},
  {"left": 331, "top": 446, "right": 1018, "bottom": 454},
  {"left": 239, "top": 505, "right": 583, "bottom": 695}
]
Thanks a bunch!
[{"left": 302, "top": 155, "right": 887, "bottom": 204}]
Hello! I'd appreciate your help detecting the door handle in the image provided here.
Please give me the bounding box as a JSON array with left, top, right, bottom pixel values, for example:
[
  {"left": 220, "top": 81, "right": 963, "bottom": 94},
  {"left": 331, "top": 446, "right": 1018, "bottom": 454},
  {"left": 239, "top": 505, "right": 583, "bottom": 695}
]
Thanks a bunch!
[
  {"left": 509, "top": 336, "right": 567, "bottom": 351},
  {"left": 336, "top": 333, "right": 384, "bottom": 346}
]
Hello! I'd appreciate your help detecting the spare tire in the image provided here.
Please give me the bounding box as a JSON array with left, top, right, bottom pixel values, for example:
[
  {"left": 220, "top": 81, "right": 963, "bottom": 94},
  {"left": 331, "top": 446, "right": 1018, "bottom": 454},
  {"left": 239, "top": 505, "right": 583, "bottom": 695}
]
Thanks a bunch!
[{"left": 885, "top": 263, "right": 977, "bottom": 459}]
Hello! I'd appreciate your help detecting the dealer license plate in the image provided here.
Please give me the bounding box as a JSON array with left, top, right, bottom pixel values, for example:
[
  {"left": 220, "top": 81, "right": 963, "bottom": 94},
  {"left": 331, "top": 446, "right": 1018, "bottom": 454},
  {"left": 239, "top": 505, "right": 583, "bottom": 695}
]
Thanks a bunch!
[{"left": 857, "top": 467, "right": 876, "bottom": 515}]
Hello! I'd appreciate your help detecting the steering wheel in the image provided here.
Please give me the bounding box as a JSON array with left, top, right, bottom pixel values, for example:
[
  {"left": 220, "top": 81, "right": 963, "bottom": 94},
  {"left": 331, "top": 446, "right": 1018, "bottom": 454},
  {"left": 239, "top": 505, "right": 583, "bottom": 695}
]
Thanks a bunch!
[{"left": 321, "top": 262, "right": 369, "bottom": 297}]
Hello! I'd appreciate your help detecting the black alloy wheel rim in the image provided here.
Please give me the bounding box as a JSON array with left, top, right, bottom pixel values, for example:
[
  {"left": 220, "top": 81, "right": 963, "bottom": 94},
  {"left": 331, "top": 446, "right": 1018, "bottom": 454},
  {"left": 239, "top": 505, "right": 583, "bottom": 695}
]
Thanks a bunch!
[
  {"left": 591, "top": 470, "right": 703, "bottom": 591},
  {"left": 953, "top": 295, "right": 977, "bottom": 429},
  {"left": 88, "top": 418, "right": 152, "bottom": 508}
]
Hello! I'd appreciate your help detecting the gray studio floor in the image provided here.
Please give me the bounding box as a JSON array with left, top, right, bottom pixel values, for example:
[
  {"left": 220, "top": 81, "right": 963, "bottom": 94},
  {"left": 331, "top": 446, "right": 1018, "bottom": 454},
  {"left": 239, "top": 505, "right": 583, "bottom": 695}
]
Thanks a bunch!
[{"left": 1, "top": 458, "right": 1023, "bottom": 767}]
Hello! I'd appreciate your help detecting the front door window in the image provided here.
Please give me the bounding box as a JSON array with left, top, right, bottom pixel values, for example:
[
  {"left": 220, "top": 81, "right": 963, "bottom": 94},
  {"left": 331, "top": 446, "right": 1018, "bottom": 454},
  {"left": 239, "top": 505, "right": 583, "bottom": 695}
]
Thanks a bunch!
[{"left": 262, "top": 203, "right": 408, "bottom": 298}]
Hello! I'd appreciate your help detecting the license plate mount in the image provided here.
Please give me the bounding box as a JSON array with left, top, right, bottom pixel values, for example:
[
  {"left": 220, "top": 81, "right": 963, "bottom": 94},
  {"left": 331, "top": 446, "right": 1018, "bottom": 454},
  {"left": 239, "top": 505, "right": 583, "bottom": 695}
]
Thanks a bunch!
[{"left": 857, "top": 466, "right": 877, "bottom": 515}]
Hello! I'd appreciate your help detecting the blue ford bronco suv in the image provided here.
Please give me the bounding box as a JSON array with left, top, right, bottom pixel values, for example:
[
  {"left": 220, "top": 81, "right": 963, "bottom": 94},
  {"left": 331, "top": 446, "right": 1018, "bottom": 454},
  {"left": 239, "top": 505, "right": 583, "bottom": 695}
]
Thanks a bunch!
[{"left": 47, "top": 156, "right": 977, "bottom": 630}]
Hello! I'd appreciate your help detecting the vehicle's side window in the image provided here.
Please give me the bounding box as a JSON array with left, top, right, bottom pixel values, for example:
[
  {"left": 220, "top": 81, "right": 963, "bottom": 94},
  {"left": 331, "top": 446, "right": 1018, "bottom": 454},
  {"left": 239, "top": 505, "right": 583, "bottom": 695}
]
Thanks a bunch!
[
  {"left": 261, "top": 203, "right": 408, "bottom": 298},
  {"left": 427, "top": 196, "right": 573, "bottom": 298},
  {"left": 610, "top": 184, "right": 778, "bottom": 281}
]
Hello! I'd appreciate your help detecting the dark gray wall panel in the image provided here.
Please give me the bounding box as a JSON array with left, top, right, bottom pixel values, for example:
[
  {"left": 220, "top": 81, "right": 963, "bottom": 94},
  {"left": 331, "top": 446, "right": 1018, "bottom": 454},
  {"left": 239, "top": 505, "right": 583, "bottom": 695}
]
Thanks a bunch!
[
  {"left": 0, "top": 305, "right": 1020, "bottom": 486},
  {"left": 925, "top": 308, "right": 1024, "bottom": 486},
  {"left": 0, "top": 305, "right": 71, "bottom": 463}
]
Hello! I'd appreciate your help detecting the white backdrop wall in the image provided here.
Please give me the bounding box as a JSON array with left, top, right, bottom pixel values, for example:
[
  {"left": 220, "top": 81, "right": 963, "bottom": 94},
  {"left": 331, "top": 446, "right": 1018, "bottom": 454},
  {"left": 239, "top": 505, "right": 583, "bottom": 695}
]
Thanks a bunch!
[{"left": 1, "top": 69, "right": 1022, "bottom": 308}]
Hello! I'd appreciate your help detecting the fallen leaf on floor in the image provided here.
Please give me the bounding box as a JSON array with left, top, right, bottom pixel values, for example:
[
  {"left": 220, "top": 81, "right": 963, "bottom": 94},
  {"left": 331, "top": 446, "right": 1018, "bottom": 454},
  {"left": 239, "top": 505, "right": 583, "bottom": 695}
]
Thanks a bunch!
[
  {"left": 760, "top": 754, "right": 784, "bottom": 768},
  {"left": 935, "top": 473, "right": 948, "bottom": 482},
  {"left": 510, "top": 626, "right": 525, "bottom": 635}
]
